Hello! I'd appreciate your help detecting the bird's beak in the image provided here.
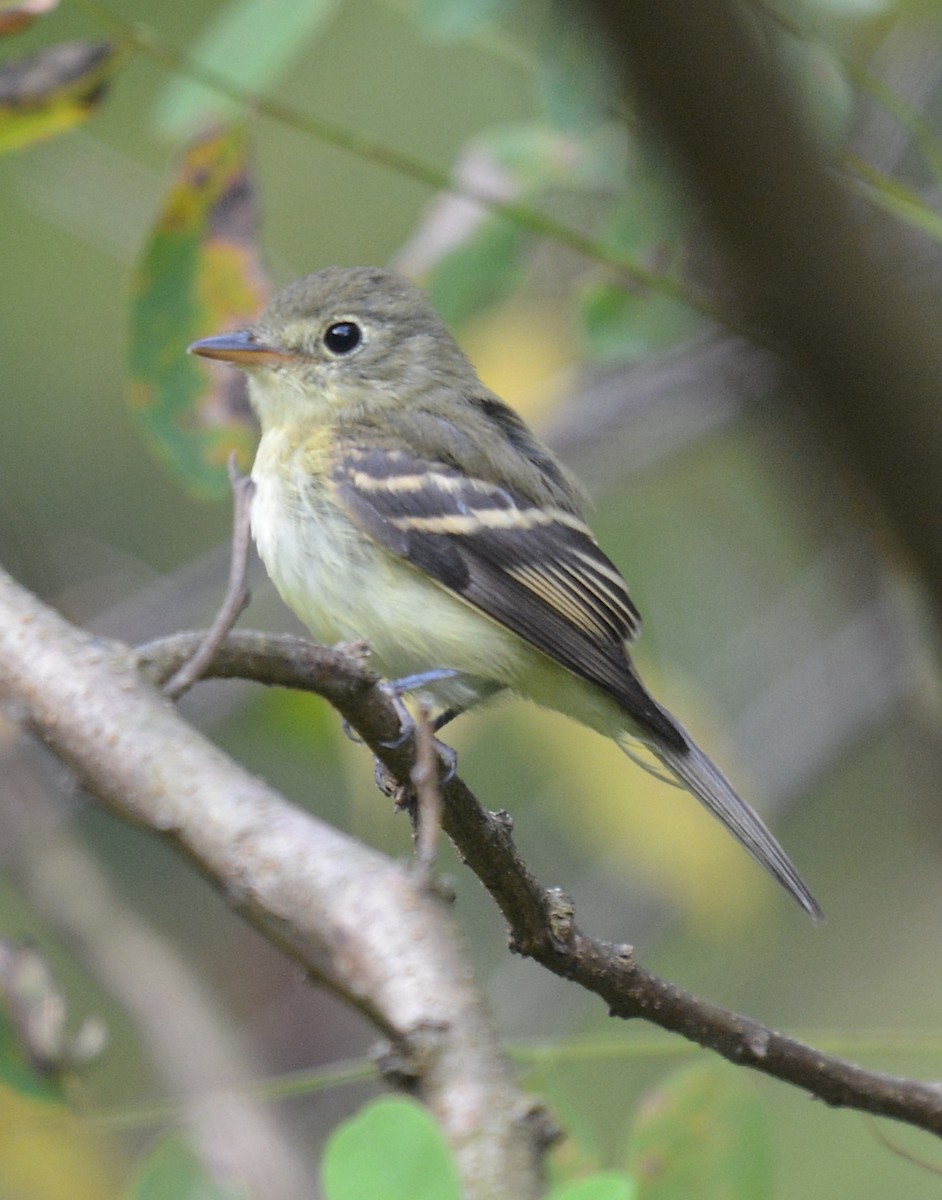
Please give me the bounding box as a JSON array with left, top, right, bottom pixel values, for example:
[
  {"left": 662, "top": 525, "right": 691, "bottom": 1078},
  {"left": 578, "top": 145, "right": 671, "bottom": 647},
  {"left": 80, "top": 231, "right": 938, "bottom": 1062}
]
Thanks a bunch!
[{"left": 188, "top": 329, "right": 295, "bottom": 368}]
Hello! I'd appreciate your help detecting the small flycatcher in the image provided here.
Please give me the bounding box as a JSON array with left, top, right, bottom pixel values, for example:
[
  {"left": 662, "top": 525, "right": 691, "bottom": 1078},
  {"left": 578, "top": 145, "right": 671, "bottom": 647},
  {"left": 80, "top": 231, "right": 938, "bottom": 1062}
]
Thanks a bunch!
[{"left": 190, "top": 265, "right": 821, "bottom": 920}]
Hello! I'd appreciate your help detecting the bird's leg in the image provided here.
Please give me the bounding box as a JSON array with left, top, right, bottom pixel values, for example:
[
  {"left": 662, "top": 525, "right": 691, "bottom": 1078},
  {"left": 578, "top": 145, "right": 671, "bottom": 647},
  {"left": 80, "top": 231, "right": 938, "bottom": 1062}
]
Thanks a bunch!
[
  {"left": 344, "top": 668, "right": 459, "bottom": 746},
  {"left": 377, "top": 669, "right": 460, "bottom": 748},
  {"left": 370, "top": 671, "right": 461, "bottom": 784}
]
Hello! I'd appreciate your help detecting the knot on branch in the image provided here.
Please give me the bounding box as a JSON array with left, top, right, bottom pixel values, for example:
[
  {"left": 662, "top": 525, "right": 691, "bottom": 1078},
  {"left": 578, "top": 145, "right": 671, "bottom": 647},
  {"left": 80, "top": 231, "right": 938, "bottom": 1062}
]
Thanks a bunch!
[{"left": 374, "top": 1019, "right": 451, "bottom": 1094}]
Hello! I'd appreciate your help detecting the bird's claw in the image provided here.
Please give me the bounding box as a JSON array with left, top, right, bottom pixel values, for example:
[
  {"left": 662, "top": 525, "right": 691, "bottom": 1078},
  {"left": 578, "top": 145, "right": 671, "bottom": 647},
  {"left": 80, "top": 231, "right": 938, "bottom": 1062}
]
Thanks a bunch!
[
  {"left": 374, "top": 757, "right": 403, "bottom": 799},
  {"left": 376, "top": 685, "right": 416, "bottom": 750},
  {"left": 377, "top": 669, "right": 457, "bottom": 749},
  {"left": 374, "top": 735, "right": 457, "bottom": 789},
  {"left": 371, "top": 671, "right": 460, "bottom": 782},
  {"left": 436, "top": 741, "right": 458, "bottom": 784}
]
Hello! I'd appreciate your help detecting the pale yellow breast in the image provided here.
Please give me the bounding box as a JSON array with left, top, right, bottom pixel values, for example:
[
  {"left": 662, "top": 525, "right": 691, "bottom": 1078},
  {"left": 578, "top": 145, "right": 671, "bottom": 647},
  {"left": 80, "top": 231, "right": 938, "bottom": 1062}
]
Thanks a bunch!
[{"left": 249, "top": 426, "right": 531, "bottom": 710}]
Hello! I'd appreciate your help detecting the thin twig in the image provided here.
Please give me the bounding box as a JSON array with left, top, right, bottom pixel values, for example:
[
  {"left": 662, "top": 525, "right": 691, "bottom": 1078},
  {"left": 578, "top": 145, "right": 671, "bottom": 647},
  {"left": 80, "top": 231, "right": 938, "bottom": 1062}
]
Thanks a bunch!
[
  {"left": 865, "top": 1114, "right": 942, "bottom": 1176},
  {"left": 411, "top": 700, "right": 443, "bottom": 884},
  {"left": 163, "top": 456, "right": 255, "bottom": 700}
]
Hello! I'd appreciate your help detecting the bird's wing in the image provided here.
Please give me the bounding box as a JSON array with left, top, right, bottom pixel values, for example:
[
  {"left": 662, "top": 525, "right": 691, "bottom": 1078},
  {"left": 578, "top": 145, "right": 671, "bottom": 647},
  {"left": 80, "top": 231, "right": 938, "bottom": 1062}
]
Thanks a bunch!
[{"left": 331, "top": 441, "right": 684, "bottom": 746}]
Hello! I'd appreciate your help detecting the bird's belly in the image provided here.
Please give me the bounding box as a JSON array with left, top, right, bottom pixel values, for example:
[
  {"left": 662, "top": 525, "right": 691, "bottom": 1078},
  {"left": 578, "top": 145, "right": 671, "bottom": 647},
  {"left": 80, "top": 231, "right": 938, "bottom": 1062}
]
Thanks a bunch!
[{"left": 251, "top": 472, "right": 526, "bottom": 709}]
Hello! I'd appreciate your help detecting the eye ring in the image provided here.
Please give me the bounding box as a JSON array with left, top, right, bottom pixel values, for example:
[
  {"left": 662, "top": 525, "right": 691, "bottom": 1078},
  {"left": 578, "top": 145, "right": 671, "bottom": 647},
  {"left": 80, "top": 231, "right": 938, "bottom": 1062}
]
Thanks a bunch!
[{"left": 323, "top": 321, "right": 363, "bottom": 356}]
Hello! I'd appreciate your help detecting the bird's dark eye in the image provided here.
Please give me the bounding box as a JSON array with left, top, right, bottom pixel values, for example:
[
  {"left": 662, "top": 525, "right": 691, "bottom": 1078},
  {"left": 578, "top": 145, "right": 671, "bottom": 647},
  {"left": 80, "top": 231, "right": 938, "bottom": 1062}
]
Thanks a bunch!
[{"left": 323, "top": 321, "right": 362, "bottom": 355}]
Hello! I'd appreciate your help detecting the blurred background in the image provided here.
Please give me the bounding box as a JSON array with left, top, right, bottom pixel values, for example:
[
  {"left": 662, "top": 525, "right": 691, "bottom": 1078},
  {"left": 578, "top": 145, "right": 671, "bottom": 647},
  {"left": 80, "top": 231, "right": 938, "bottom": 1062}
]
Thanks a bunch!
[{"left": 3, "top": 0, "right": 942, "bottom": 1196}]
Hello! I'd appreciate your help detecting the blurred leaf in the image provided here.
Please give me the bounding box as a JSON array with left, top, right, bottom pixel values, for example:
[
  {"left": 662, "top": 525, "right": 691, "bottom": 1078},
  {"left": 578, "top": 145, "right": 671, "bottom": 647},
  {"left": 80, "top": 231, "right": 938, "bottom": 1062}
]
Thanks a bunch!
[
  {"left": 427, "top": 215, "right": 527, "bottom": 327},
  {"left": 533, "top": 17, "right": 612, "bottom": 131},
  {"left": 321, "top": 1096, "right": 460, "bottom": 1200},
  {"left": 598, "top": 170, "right": 686, "bottom": 260},
  {"left": 481, "top": 121, "right": 628, "bottom": 190},
  {"left": 128, "top": 125, "right": 269, "bottom": 498},
  {"left": 0, "top": 0, "right": 58, "bottom": 38},
  {"left": 128, "top": 1133, "right": 244, "bottom": 1200},
  {"left": 0, "top": 1083, "right": 121, "bottom": 1199},
  {"left": 0, "top": 1013, "right": 63, "bottom": 1102},
  {"left": 153, "top": 0, "right": 341, "bottom": 138},
  {"left": 0, "top": 40, "right": 121, "bottom": 153},
  {"left": 776, "top": 37, "right": 853, "bottom": 147},
  {"left": 547, "top": 1171, "right": 638, "bottom": 1200},
  {"left": 398, "top": 120, "right": 626, "bottom": 291},
  {"left": 626, "top": 1063, "right": 773, "bottom": 1200},
  {"left": 414, "top": 0, "right": 507, "bottom": 40},
  {"left": 407, "top": 120, "right": 680, "bottom": 332},
  {"left": 580, "top": 282, "right": 698, "bottom": 364}
]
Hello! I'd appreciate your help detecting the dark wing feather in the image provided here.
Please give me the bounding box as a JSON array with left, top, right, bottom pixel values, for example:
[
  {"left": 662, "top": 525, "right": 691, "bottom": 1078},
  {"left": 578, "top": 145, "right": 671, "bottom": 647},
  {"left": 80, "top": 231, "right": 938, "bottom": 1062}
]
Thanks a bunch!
[{"left": 332, "top": 442, "right": 684, "bottom": 748}]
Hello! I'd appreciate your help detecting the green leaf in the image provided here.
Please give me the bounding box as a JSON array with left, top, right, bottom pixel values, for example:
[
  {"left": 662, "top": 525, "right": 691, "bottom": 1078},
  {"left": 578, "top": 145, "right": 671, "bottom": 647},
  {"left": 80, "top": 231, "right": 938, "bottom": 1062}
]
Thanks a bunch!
[
  {"left": 480, "top": 121, "right": 629, "bottom": 191},
  {"left": 414, "top": 0, "right": 507, "bottom": 41},
  {"left": 533, "top": 18, "right": 612, "bottom": 132},
  {"left": 153, "top": 0, "right": 341, "bottom": 138},
  {"left": 426, "top": 215, "right": 527, "bottom": 327},
  {"left": 547, "top": 1171, "right": 638, "bottom": 1200},
  {"left": 580, "top": 283, "right": 699, "bottom": 365},
  {"left": 626, "top": 1063, "right": 773, "bottom": 1200},
  {"left": 321, "top": 1097, "right": 460, "bottom": 1200},
  {"left": 127, "top": 1133, "right": 246, "bottom": 1200},
  {"left": 128, "top": 125, "right": 269, "bottom": 498},
  {"left": 0, "top": 40, "right": 122, "bottom": 153},
  {"left": 399, "top": 120, "right": 629, "bottom": 321},
  {"left": 0, "top": 0, "right": 59, "bottom": 39},
  {"left": 598, "top": 170, "right": 687, "bottom": 261}
]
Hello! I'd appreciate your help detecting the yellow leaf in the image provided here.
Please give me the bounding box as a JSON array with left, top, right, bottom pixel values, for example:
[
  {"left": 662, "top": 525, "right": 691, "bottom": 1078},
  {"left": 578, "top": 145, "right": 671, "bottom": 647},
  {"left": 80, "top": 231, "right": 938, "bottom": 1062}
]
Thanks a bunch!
[
  {"left": 0, "top": 40, "right": 122, "bottom": 153},
  {"left": 0, "top": 1084, "right": 123, "bottom": 1200},
  {"left": 128, "top": 126, "right": 270, "bottom": 497}
]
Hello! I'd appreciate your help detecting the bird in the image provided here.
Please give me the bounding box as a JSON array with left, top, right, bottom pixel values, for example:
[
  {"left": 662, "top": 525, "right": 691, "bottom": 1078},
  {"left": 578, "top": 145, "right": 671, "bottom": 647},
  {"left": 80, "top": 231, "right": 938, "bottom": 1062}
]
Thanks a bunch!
[{"left": 189, "top": 265, "right": 821, "bottom": 920}]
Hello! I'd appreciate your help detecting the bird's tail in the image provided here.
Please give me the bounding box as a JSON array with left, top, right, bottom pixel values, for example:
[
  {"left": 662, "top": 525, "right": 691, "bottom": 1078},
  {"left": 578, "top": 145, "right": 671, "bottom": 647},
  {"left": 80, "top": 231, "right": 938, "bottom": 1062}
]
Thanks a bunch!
[{"left": 619, "top": 726, "right": 823, "bottom": 922}]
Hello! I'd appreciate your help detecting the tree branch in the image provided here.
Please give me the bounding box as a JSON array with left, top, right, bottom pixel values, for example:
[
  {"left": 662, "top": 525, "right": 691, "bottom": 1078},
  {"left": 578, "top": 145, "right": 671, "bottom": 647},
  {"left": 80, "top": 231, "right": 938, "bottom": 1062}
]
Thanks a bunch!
[
  {"left": 587, "top": 0, "right": 942, "bottom": 610},
  {"left": 0, "top": 569, "right": 551, "bottom": 1200},
  {"left": 0, "top": 758, "right": 310, "bottom": 1200},
  {"left": 136, "top": 628, "right": 942, "bottom": 1139}
]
